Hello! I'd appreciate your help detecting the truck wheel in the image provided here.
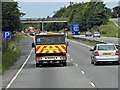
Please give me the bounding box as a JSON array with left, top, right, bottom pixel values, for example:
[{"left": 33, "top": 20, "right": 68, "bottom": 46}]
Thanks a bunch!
[
  {"left": 36, "top": 63, "right": 39, "bottom": 67},
  {"left": 63, "top": 62, "right": 67, "bottom": 66}
]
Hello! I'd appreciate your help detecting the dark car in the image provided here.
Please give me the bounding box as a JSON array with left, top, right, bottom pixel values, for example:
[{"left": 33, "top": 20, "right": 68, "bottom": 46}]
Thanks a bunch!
[{"left": 85, "top": 31, "right": 92, "bottom": 37}]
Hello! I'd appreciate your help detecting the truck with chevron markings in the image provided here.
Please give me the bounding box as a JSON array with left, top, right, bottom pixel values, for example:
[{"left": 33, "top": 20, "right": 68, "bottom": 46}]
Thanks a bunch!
[{"left": 32, "top": 32, "right": 67, "bottom": 67}]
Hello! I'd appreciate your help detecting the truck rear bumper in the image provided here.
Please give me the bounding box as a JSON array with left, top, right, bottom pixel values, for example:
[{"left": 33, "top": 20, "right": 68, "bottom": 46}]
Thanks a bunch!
[{"left": 36, "top": 60, "right": 66, "bottom": 64}]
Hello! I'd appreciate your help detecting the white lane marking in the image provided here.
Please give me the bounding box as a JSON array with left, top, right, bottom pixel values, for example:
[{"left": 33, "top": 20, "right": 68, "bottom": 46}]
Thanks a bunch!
[
  {"left": 114, "top": 22, "right": 120, "bottom": 28},
  {"left": 81, "top": 71, "right": 85, "bottom": 74},
  {"left": 5, "top": 49, "right": 33, "bottom": 89},
  {"left": 73, "top": 63, "right": 78, "bottom": 67},
  {"left": 67, "top": 54, "right": 70, "bottom": 57},
  {"left": 90, "top": 82, "right": 96, "bottom": 87}
]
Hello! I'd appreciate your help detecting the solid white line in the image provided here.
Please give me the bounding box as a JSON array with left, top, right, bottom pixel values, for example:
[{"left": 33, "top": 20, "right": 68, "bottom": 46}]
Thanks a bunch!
[
  {"left": 114, "top": 22, "right": 120, "bottom": 28},
  {"left": 67, "top": 39, "right": 93, "bottom": 49},
  {"left": 81, "top": 71, "right": 85, "bottom": 74},
  {"left": 90, "top": 82, "right": 96, "bottom": 87},
  {"left": 67, "top": 54, "right": 70, "bottom": 57},
  {"left": 5, "top": 48, "right": 33, "bottom": 89}
]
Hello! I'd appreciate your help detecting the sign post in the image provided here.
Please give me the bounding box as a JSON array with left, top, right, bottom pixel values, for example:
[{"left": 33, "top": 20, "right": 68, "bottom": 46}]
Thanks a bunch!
[{"left": 3, "top": 31, "right": 11, "bottom": 50}]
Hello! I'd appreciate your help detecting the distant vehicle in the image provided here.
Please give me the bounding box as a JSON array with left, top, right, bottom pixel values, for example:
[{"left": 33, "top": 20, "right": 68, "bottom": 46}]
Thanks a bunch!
[
  {"left": 28, "top": 27, "right": 35, "bottom": 36},
  {"left": 93, "top": 31, "right": 100, "bottom": 38},
  {"left": 85, "top": 31, "right": 92, "bottom": 37},
  {"left": 67, "top": 31, "right": 73, "bottom": 37},
  {"left": 90, "top": 43, "right": 119, "bottom": 65},
  {"left": 70, "top": 24, "right": 80, "bottom": 35}
]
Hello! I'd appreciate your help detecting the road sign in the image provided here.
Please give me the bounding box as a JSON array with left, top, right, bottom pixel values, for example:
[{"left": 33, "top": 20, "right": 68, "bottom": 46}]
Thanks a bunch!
[{"left": 3, "top": 31, "right": 11, "bottom": 39}]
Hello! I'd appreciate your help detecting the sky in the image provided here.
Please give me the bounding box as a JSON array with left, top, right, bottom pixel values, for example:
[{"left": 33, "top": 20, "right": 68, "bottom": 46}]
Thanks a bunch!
[{"left": 18, "top": 1, "right": 119, "bottom": 18}]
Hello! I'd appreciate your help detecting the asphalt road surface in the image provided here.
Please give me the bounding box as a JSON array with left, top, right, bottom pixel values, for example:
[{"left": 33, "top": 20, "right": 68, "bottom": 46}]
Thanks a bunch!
[{"left": 3, "top": 37, "right": 118, "bottom": 89}]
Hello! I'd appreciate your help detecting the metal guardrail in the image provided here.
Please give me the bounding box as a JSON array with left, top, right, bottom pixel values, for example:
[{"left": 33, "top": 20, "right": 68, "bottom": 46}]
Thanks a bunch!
[{"left": 71, "top": 36, "right": 120, "bottom": 49}]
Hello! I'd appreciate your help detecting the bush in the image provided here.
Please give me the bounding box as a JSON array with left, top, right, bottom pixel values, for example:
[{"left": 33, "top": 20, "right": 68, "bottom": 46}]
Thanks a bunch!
[
  {"left": 2, "top": 48, "right": 20, "bottom": 73},
  {"left": 1, "top": 33, "right": 27, "bottom": 73}
]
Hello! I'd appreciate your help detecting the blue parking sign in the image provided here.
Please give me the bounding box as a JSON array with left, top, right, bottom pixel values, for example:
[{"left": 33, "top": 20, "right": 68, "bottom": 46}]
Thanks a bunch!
[{"left": 3, "top": 31, "right": 11, "bottom": 39}]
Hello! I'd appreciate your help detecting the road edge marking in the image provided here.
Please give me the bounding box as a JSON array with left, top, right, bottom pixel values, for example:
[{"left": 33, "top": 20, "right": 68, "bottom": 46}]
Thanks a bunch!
[
  {"left": 67, "top": 39, "right": 93, "bottom": 49},
  {"left": 5, "top": 48, "right": 33, "bottom": 89}
]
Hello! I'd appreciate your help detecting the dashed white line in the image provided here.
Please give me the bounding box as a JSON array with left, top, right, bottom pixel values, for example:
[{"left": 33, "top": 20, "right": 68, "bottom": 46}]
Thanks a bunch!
[
  {"left": 81, "top": 71, "right": 85, "bottom": 74},
  {"left": 73, "top": 63, "right": 78, "bottom": 67},
  {"left": 90, "top": 82, "right": 96, "bottom": 87},
  {"left": 5, "top": 48, "right": 33, "bottom": 89}
]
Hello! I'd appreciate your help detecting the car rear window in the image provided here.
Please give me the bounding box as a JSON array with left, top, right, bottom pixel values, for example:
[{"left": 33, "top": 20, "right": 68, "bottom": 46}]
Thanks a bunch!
[
  {"left": 98, "top": 45, "right": 116, "bottom": 50},
  {"left": 94, "top": 32, "right": 100, "bottom": 34},
  {"left": 86, "top": 32, "right": 91, "bottom": 34}
]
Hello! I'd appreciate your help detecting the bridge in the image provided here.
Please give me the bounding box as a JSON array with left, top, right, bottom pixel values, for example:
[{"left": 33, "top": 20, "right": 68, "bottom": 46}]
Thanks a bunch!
[
  {"left": 21, "top": 18, "right": 68, "bottom": 23},
  {"left": 21, "top": 18, "right": 68, "bottom": 31}
]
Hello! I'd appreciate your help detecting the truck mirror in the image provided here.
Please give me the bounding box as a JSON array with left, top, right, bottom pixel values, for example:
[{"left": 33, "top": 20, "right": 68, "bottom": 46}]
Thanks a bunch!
[
  {"left": 66, "top": 42, "right": 69, "bottom": 46},
  {"left": 32, "top": 42, "right": 35, "bottom": 48}
]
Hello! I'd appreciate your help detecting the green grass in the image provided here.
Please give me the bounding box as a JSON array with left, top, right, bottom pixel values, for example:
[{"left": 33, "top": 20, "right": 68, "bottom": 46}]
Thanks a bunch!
[
  {"left": 0, "top": 52, "right": 2, "bottom": 74},
  {"left": 90, "top": 21, "right": 120, "bottom": 38},
  {"left": 68, "top": 36, "right": 96, "bottom": 47},
  {"left": 1, "top": 33, "right": 28, "bottom": 74},
  {"left": 2, "top": 49, "right": 20, "bottom": 73},
  {"left": 118, "top": 47, "right": 120, "bottom": 52},
  {"left": 99, "top": 22, "right": 119, "bottom": 37}
]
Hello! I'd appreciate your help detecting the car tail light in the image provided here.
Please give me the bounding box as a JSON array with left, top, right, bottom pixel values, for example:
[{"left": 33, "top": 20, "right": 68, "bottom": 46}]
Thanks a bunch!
[
  {"left": 115, "top": 50, "right": 119, "bottom": 56},
  {"left": 95, "top": 51, "right": 99, "bottom": 56},
  {"left": 37, "top": 57, "right": 42, "bottom": 61},
  {"left": 60, "top": 56, "right": 66, "bottom": 60}
]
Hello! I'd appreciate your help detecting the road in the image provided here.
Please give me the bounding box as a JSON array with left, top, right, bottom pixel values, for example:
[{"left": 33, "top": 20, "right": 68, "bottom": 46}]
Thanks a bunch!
[
  {"left": 73, "top": 35, "right": 119, "bottom": 44},
  {"left": 3, "top": 37, "right": 118, "bottom": 89}
]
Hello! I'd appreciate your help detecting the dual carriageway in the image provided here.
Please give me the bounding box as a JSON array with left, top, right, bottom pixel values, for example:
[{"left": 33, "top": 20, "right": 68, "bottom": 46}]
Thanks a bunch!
[
  {"left": 2, "top": 34, "right": 119, "bottom": 89},
  {"left": 1, "top": 18, "right": 120, "bottom": 89}
]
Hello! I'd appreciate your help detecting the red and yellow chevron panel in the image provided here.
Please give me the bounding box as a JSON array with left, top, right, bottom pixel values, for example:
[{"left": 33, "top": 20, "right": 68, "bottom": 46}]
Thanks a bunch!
[{"left": 36, "top": 45, "right": 66, "bottom": 54}]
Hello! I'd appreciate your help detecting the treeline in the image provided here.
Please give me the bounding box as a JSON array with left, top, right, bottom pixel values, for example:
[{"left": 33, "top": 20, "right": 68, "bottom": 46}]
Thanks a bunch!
[
  {"left": 44, "top": 2, "right": 120, "bottom": 32},
  {"left": 111, "top": 6, "right": 120, "bottom": 18},
  {"left": 2, "top": 2, "right": 24, "bottom": 33}
]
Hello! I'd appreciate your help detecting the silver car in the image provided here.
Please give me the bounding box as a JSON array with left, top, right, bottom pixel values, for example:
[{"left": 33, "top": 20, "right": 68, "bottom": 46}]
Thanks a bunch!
[{"left": 90, "top": 43, "right": 119, "bottom": 65}]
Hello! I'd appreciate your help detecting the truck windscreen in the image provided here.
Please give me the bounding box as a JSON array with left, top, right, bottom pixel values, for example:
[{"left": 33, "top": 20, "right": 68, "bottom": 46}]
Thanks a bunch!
[{"left": 36, "top": 35, "right": 65, "bottom": 44}]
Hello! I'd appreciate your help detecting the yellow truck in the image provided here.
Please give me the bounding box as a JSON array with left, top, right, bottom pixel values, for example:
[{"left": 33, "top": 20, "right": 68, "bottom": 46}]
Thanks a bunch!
[{"left": 32, "top": 32, "right": 67, "bottom": 67}]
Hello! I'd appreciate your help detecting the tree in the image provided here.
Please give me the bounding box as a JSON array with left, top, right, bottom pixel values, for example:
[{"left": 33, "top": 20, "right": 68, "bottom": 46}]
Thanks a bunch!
[
  {"left": 111, "top": 6, "right": 120, "bottom": 18},
  {"left": 2, "top": 2, "right": 25, "bottom": 32},
  {"left": 45, "top": 2, "right": 110, "bottom": 32}
]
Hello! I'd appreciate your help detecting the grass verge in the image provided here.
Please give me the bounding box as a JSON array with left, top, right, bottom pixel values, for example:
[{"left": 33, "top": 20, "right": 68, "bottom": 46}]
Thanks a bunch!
[
  {"left": 0, "top": 52, "right": 2, "bottom": 74},
  {"left": 1, "top": 33, "right": 28, "bottom": 74},
  {"left": 2, "top": 48, "right": 20, "bottom": 73},
  {"left": 90, "top": 21, "right": 120, "bottom": 38}
]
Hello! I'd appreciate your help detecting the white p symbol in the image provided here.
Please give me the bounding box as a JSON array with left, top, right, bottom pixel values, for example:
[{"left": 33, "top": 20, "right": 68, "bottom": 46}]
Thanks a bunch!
[{"left": 5, "top": 32, "right": 10, "bottom": 38}]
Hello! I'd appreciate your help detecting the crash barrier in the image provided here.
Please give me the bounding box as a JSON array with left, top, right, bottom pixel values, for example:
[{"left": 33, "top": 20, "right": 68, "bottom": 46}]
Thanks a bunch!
[{"left": 70, "top": 36, "right": 120, "bottom": 49}]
